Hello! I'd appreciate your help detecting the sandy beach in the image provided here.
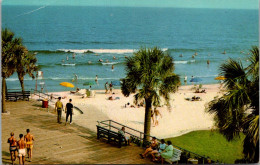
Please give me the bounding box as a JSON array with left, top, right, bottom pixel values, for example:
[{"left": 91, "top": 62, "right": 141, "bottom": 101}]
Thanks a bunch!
[{"left": 33, "top": 83, "right": 222, "bottom": 139}]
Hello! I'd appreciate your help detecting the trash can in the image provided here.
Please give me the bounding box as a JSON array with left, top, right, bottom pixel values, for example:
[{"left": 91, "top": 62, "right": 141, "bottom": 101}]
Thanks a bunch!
[{"left": 42, "top": 100, "right": 48, "bottom": 108}]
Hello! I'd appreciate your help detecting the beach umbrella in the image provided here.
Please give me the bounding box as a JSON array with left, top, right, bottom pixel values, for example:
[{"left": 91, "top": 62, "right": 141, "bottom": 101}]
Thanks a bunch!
[
  {"left": 60, "top": 82, "right": 74, "bottom": 88},
  {"left": 111, "top": 80, "right": 121, "bottom": 86},
  {"left": 214, "top": 76, "right": 226, "bottom": 80},
  {"left": 83, "top": 82, "right": 94, "bottom": 86},
  {"left": 190, "top": 77, "right": 202, "bottom": 82}
]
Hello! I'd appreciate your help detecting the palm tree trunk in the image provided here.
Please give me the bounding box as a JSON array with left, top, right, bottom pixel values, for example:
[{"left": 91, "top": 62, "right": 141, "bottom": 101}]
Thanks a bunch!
[
  {"left": 144, "top": 98, "right": 152, "bottom": 142},
  {"left": 2, "top": 77, "right": 7, "bottom": 113},
  {"left": 18, "top": 75, "right": 25, "bottom": 100}
]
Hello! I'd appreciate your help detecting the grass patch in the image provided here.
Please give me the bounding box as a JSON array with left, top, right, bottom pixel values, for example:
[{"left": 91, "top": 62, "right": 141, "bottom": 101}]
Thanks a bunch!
[{"left": 166, "top": 130, "right": 245, "bottom": 164}]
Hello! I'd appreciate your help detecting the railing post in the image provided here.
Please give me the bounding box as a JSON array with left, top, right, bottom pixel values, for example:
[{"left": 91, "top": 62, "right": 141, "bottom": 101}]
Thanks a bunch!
[
  {"left": 109, "top": 120, "right": 111, "bottom": 130},
  {"left": 140, "top": 133, "right": 143, "bottom": 147}
]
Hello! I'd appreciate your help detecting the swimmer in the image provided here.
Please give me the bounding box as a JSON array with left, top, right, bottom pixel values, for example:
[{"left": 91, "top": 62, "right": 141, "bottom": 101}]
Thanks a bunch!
[
  {"left": 125, "top": 56, "right": 128, "bottom": 58},
  {"left": 62, "top": 59, "right": 65, "bottom": 63},
  {"left": 106, "top": 59, "right": 109, "bottom": 63},
  {"left": 95, "top": 53, "right": 99, "bottom": 56},
  {"left": 98, "top": 59, "right": 103, "bottom": 62},
  {"left": 194, "top": 52, "right": 198, "bottom": 56},
  {"left": 222, "top": 50, "right": 226, "bottom": 54},
  {"left": 207, "top": 60, "right": 210, "bottom": 65},
  {"left": 72, "top": 53, "right": 75, "bottom": 59},
  {"left": 66, "top": 56, "right": 69, "bottom": 61},
  {"left": 88, "top": 61, "right": 92, "bottom": 64},
  {"left": 179, "top": 54, "right": 183, "bottom": 57},
  {"left": 113, "top": 56, "right": 116, "bottom": 60},
  {"left": 112, "top": 65, "right": 114, "bottom": 70},
  {"left": 192, "top": 55, "right": 195, "bottom": 58}
]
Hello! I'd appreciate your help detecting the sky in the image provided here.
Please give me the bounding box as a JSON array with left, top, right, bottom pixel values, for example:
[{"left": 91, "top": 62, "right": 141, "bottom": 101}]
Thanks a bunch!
[{"left": 1, "top": 0, "right": 259, "bottom": 9}]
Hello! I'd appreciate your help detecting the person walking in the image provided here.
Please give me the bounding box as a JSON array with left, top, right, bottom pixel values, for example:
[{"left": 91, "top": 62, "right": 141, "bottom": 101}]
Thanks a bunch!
[
  {"left": 24, "top": 129, "right": 34, "bottom": 162},
  {"left": 7, "top": 132, "right": 17, "bottom": 165},
  {"left": 17, "top": 134, "right": 26, "bottom": 165},
  {"left": 55, "top": 97, "right": 64, "bottom": 124},
  {"left": 65, "top": 99, "right": 74, "bottom": 125}
]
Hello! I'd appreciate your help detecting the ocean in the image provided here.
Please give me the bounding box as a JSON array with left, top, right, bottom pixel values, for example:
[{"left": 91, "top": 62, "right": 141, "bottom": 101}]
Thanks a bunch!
[{"left": 2, "top": 5, "right": 259, "bottom": 92}]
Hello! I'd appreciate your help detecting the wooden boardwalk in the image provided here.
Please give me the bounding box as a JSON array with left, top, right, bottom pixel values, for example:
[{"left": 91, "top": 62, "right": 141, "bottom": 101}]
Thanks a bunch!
[{"left": 2, "top": 100, "right": 154, "bottom": 164}]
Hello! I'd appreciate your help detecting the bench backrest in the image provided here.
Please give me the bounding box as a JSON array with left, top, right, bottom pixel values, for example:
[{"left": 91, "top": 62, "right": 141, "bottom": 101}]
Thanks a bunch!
[
  {"left": 169, "top": 147, "right": 182, "bottom": 161},
  {"left": 97, "top": 125, "right": 122, "bottom": 138}
]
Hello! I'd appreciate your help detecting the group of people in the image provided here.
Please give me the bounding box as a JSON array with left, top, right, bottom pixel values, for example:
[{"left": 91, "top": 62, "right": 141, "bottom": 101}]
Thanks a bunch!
[
  {"left": 140, "top": 137, "right": 175, "bottom": 164},
  {"left": 55, "top": 97, "right": 74, "bottom": 125},
  {"left": 151, "top": 108, "right": 162, "bottom": 126},
  {"left": 104, "top": 82, "right": 113, "bottom": 94},
  {"left": 7, "top": 129, "right": 34, "bottom": 165}
]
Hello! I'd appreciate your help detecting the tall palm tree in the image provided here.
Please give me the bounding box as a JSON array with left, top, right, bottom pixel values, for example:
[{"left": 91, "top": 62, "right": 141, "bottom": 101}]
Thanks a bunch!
[
  {"left": 2, "top": 28, "right": 21, "bottom": 113},
  {"left": 121, "top": 47, "right": 180, "bottom": 141},
  {"left": 207, "top": 46, "right": 259, "bottom": 163}
]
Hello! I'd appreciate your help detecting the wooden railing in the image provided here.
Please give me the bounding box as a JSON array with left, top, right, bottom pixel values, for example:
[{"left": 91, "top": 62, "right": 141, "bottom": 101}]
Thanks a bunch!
[{"left": 97, "top": 119, "right": 220, "bottom": 164}]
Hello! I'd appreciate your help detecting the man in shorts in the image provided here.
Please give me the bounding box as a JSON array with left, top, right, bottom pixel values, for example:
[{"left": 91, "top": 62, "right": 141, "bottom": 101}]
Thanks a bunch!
[
  {"left": 55, "top": 97, "right": 64, "bottom": 123},
  {"left": 65, "top": 99, "right": 73, "bottom": 125},
  {"left": 17, "top": 134, "right": 26, "bottom": 165},
  {"left": 24, "top": 129, "right": 34, "bottom": 162},
  {"left": 7, "top": 132, "right": 17, "bottom": 165}
]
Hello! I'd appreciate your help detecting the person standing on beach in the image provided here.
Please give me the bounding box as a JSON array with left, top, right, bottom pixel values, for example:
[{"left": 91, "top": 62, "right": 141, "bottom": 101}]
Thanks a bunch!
[
  {"left": 17, "top": 134, "right": 26, "bottom": 165},
  {"left": 154, "top": 108, "right": 162, "bottom": 126},
  {"left": 104, "top": 82, "right": 109, "bottom": 94},
  {"left": 65, "top": 99, "right": 74, "bottom": 125},
  {"left": 24, "top": 129, "right": 34, "bottom": 162},
  {"left": 184, "top": 75, "right": 187, "bottom": 85},
  {"left": 109, "top": 82, "right": 113, "bottom": 93},
  {"left": 8, "top": 132, "right": 17, "bottom": 165},
  {"left": 55, "top": 97, "right": 64, "bottom": 124}
]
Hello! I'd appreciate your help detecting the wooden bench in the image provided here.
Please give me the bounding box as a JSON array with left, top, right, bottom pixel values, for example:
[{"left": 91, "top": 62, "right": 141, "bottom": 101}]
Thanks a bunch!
[
  {"left": 6, "top": 91, "right": 30, "bottom": 101},
  {"left": 164, "top": 147, "right": 182, "bottom": 164},
  {"left": 97, "top": 125, "right": 126, "bottom": 148}
]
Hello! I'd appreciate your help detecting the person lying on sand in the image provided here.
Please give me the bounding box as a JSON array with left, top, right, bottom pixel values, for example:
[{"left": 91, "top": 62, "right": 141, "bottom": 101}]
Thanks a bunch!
[{"left": 195, "top": 89, "right": 206, "bottom": 93}]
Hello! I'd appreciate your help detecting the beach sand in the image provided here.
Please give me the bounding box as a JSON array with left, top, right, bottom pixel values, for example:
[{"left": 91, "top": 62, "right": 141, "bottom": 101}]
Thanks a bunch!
[{"left": 35, "top": 84, "right": 222, "bottom": 139}]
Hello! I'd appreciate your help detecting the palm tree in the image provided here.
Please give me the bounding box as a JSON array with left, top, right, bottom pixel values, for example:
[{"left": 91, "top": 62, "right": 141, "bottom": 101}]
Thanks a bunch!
[
  {"left": 1, "top": 28, "right": 21, "bottom": 112},
  {"left": 121, "top": 47, "right": 180, "bottom": 141},
  {"left": 207, "top": 46, "right": 259, "bottom": 163},
  {"left": 15, "top": 47, "right": 38, "bottom": 99}
]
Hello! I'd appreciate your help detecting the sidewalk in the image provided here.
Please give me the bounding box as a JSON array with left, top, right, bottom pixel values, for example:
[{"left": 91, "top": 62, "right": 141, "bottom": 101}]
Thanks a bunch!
[{"left": 2, "top": 100, "right": 153, "bottom": 164}]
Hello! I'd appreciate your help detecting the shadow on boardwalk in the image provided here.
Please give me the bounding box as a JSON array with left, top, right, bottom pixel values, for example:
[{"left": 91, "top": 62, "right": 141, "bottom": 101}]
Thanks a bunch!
[{"left": 2, "top": 100, "right": 154, "bottom": 164}]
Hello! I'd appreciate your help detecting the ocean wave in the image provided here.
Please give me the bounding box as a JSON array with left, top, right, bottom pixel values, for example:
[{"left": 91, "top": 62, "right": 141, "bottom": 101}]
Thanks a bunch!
[
  {"left": 31, "top": 48, "right": 169, "bottom": 54},
  {"left": 57, "top": 49, "right": 135, "bottom": 54},
  {"left": 174, "top": 60, "right": 196, "bottom": 64}
]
